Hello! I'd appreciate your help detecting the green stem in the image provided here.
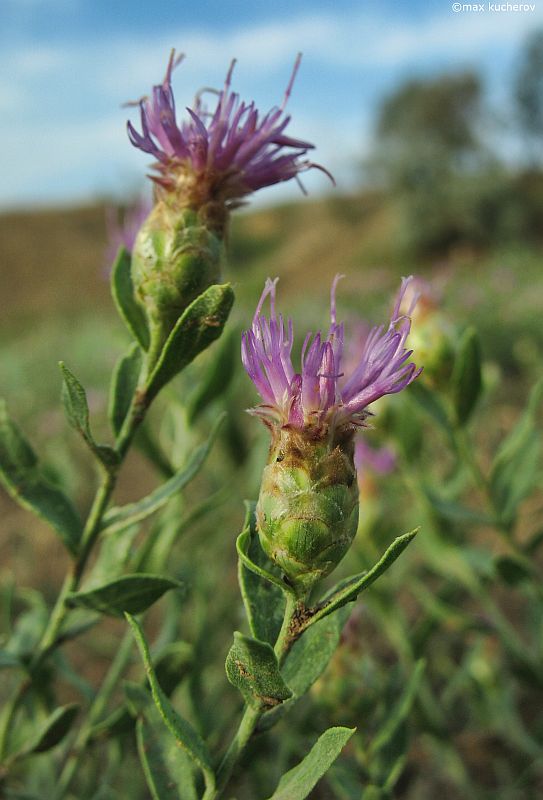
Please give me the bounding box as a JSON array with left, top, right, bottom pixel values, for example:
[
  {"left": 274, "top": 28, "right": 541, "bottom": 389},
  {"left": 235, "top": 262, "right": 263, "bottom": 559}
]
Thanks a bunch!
[
  {"left": 206, "top": 591, "right": 299, "bottom": 800},
  {"left": 453, "top": 425, "right": 488, "bottom": 496},
  {"left": 273, "top": 592, "right": 298, "bottom": 667},
  {"left": 453, "top": 425, "right": 531, "bottom": 563},
  {"left": 55, "top": 630, "right": 134, "bottom": 798},
  {"left": 0, "top": 366, "right": 150, "bottom": 766}
]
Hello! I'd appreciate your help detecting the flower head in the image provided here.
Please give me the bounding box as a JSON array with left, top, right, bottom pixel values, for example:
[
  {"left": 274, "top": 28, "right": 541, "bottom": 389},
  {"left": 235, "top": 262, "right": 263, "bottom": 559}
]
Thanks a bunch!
[
  {"left": 354, "top": 438, "right": 397, "bottom": 477},
  {"left": 242, "top": 276, "right": 422, "bottom": 432},
  {"left": 127, "top": 50, "right": 330, "bottom": 220},
  {"left": 104, "top": 196, "right": 153, "bottom": 267}
]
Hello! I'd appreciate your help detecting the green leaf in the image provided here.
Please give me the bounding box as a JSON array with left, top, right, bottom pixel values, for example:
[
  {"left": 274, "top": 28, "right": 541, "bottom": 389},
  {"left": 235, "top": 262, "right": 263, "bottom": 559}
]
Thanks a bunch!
[
  {"left": 60, "top": 363, "right": 118, "bottom": 469},
  {"left": 108, "top": 344, "right": 142, "bottom": 437},
  {"left": 154, "top": 642, "right": 194, "bottom": 697},
  {"left": 5, "top": 605, "right": 48, "bottom": 660},
  {"left": 137, "top": 716, "right": 189, "bottom": 800},
  {"left": 67, "top": 574, "right": 184, "bottom": 617},
  {"left": 111, "top": 247, "right": 150, "bottom": 350},
  {"left": 451, "top": 327, "right": 482, "bottom": 425},
  {"left": 89, "top": 524, "right": 141, "bottom": 586},
  {"left": 266, "top": 726, "right": 355, "bottom": 800},
  {"left": 490, "top": 377, "right": 543, "bottom": 527},
  {"left": 369, "top": 660, "right": 425, "bottom": 757},
  {"left": 237, "top": 528, "right": 287, "bottom": 594},
  {"left": 90, "top": 643, "right": 193, "bottom": 744},
  {"left": 124, "top": 680, "right": 153, "bottom": 716},
  {"left": 136, "top": 708, "right": 199, "bottom": 800},
  {"left": 0, "top": 401, "right": 82, "bottom": 555},
  {"left": 408, "top": 381, "right": 451, "bottom": 434},
  {"left": 282, "top": 607, "right": 349, "bottom": 698},
  {"left": 186, "top": 327, "right": 238, "bottom": 424},
  {"left": 146, "top": 283, "right": 234, "bottom": 401},
  {"left": 260, "top": 608, "right": 349, "bottom": 734},
  {"left": 424, "top": 489, "right": 492, "bottom": 526},
  {"left": 101, "top": 413, "right": 225, "bottom": 534},
  {"left": 225, "top": 632, "right": 292, "bottom": 710},
  {"left": 304, "top": 530, "right": 419, "bottom": 630},
  {"left": 15, "top": 704, "right": 79, "bottom": 758},
  {"left": 88, "top": 705, "right": 133, "bottom": 743},
  {"left": 0, "top": 650, "right": 24, "bottom": 670},
  {"left": 126, "top": 614, "right": 215, "bottom": 791},
  {"left": 238, "top": 502, "right": 285, "bottom": 644}
]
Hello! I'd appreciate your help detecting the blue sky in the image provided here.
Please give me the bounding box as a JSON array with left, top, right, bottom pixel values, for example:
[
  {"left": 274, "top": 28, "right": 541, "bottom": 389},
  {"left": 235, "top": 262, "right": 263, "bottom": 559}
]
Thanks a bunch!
[{"left": 2, "top": 0, "right": 543, "bottom": 209}]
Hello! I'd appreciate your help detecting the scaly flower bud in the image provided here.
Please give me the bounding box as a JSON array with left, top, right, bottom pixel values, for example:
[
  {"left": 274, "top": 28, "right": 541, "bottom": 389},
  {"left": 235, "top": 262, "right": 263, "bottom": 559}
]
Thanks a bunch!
[
  {"left": 127, "top": 51, "right": 330, "bottom": 360},
  {"left": 131, "top": 205, "right": 226, "bottom": 359},
  {"left": 399, "top": 277, "right": 455, "bottom": 388},
  {"left": 242, "top": 277, "right": 421, "bottom": 594}
]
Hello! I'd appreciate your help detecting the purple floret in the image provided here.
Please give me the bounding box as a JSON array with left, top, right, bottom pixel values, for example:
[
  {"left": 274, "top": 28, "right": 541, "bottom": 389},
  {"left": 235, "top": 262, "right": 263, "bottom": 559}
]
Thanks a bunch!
[
  {"left": 104, "top": 195, "right": 153, "bottom": 268},
  {"left": 127, "top": 50, "right": 331, "bottom": 207},
  {"left": 241, "top": 276, "right": 422, "bottom": 430}
]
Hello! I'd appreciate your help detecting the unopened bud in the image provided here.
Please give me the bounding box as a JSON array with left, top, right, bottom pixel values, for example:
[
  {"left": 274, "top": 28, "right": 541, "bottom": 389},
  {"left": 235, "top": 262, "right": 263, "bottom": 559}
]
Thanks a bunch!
[
  {"left": 256, "top": 426, "right": 359, "bottom": 595},
  {"left": 409, "top": 312, "right": 455, "bottom": 389},
  {"left": 132, "top": 201, "right": 225, "bottom": 360}
]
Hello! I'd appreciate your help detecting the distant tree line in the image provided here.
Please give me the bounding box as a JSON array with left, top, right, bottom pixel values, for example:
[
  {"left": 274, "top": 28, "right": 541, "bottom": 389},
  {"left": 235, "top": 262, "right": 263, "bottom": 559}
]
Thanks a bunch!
[{"left": 369, "top": 29, "right": 543, "bottom": 257}]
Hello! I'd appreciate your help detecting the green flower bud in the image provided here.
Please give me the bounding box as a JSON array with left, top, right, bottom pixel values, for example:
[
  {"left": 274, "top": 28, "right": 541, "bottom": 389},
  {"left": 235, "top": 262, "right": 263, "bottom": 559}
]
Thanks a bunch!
[
  {"left": 256, "top": 426, "right": 359, "bottom": 596},
  {"left": 409, "top": 312, "right": 456, "bottom": 390},
  {"left": 132, "top": 201, "right": 226, "bottom": 362}
]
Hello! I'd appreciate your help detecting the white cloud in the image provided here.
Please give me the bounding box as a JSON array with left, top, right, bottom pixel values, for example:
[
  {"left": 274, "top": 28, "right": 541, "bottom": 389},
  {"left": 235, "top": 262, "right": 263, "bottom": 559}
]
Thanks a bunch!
[{"left": 2, "top": 5, "right": 543, "bottom": 207}]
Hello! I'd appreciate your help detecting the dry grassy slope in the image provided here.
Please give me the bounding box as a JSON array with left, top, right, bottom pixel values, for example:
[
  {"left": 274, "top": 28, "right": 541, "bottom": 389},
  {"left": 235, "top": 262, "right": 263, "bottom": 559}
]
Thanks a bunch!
[
  {"left": 0, "top": 205, "right": 111, "bottom": 326},
  {"left": 0, "top": 192, "right": 400, "bottom": 327}
]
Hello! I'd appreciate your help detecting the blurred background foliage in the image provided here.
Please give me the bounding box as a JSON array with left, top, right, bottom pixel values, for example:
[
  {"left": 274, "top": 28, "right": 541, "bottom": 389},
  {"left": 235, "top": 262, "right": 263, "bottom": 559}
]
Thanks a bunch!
[{"left": 1, "top": 26, "right": 543, "bottom": 800}]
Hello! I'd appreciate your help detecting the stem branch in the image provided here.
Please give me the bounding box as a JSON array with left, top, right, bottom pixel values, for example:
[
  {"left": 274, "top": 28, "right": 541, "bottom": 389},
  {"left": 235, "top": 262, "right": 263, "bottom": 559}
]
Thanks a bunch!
[{"left": 206, "top": 591, "right": 299, "bottom": 800}]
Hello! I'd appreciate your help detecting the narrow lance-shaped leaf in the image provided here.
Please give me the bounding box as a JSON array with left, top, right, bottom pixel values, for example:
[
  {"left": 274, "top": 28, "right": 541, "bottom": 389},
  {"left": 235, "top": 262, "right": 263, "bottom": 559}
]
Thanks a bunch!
[
  {"left": 108, "top": 344, "right": 143, "bottom": 437},
  {"left": 137, "top": 716, "right": 180, "bottom": 800},
  {"left": 146, "top": 283, "right": 234, "bottom": 401},
  {"left": 237, "top": 527, "right": 288, "bottom": 593},
  {"left": 89, "top": 642, "right": 193, "bottom": 744},
  {"left": 12, "top": 704, "right": 79, "bottom": 761},
  {"left": 260, "top": 607, "right": 349, "bottom": 734},
  {"left": 67, "top": 574, "right": 184, "bottom": 617},
  {"left": 226, "top": 632, "right": 292, "bottom": 710},
  {"left": 369, "top": 659, "right": 425, "bottom": 757},
  {"left": 137, "top": 715, "right": 198, "bottom": 800},
  {"left": 111, "top": 247, "right": 150, "bottom": 350},
  {"left": 302, "top": 529, "right": 419, "bottom": 631},
  {"left": 0, "top": 400, "right": 82, "bottom": 555},
  {"left": 125, "top": 614, "right": 215, "bottom": 792},
  {"left": 237, "top": 501, "right": 285, "bottom": 644},
  {"left": 60, "top": 363, "right": 118, "bottom": 469},
  {"left": 451, "top": 327, "right": 482, "bottom": 426},
  {"left": 101, "top": 413, "right": 225, "bottom": 534},
  {"left": 282, "top": 607, "right": 349, "bottom": 699},
  {"left": 266, "top": 726, "right": 355, "bottom": 800},
  {"left": 490, "top": 376, "right": 543, "bottom": 527},
  {"left": 408, "top": 381, "right": 452, "bottom": 435}
]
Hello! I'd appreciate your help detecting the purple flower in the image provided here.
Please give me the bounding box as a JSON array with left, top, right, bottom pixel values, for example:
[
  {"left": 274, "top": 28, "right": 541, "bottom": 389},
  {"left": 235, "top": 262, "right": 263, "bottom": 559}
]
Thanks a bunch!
[
  {"left": 104, "top": 196, "right": 153, "bottom": 267},
  {"left": 241, "top": 276, "right": 422, "bottom": 431},
  {"left": 354, "top": 438, "right": 397, "bottom": 477},
  {"left": 127, "top": 50, "right": 331, "bottom": 210}
]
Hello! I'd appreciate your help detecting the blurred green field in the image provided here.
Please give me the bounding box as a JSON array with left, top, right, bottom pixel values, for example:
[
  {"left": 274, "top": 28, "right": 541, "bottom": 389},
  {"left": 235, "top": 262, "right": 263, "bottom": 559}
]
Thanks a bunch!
[{"left": 1, "top": 192, "right": 542, "bottom": 799}]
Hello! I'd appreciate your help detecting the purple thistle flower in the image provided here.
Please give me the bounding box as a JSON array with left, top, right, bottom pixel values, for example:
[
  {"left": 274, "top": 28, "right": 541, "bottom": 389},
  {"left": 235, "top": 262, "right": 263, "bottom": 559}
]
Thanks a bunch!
[
  {"left": 104, "top": 195, "right": 153, "bottom": 267},
  {"left": 127, "top": 50, "right": 331, "bottom": 212},
  {"left": 354, "top": 438, "right": 397, "bottom": 477},
  {"left": 242, "top": 276, "right": 422, "bottom": 431}
]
